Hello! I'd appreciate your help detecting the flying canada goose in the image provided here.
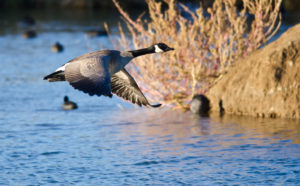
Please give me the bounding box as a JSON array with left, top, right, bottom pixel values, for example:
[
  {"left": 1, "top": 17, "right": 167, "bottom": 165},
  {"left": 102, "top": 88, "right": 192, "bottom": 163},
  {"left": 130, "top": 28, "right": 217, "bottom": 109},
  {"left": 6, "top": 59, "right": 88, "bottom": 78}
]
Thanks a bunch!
[
  {"left": 44, "top": 43, "right": 174, "bottom": 107},
  {"left": 62, "top": 96, "right": 78, "bottom": 110}
]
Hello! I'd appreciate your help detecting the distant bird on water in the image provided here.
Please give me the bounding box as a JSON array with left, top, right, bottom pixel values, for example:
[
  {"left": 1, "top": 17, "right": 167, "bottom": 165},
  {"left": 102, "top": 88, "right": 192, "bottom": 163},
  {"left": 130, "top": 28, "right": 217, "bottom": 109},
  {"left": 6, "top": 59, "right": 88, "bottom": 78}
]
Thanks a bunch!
[
  {"left": 62, "top": 96, "right": 78, "bottom": 110},
  {"left": 23, "top": 30, "right": 37, "bottom": 39},
  {"left": 20, "top": 15, "right": 36, "bottom": 27},
  {"left": 44, "top": 43, "right": 174, "bottom": 107},
  {"left": 190, "top": 94, "right": 210, "bottom": 116},
  {"left": 86, "top": 29, "right": 107, "bottom": 37},
  {"left": 51, "top": 42, "right": 64, "bottom": 53}
]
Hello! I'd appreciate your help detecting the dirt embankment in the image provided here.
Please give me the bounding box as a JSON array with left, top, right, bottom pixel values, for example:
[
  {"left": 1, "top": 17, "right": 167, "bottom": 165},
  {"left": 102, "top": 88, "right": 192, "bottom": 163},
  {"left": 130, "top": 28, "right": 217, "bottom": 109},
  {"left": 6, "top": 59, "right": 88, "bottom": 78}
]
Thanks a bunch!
[{"left": 207, "top": 23, "right": 300, "bottom": 119}]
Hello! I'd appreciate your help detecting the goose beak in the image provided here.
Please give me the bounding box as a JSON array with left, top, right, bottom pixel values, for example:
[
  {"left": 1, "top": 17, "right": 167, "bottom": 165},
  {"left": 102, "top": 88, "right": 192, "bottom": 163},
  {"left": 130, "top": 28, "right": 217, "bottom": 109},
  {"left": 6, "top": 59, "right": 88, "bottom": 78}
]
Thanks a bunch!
[{"left": 166, "top": 47, "right": 174, "bottom": 51}]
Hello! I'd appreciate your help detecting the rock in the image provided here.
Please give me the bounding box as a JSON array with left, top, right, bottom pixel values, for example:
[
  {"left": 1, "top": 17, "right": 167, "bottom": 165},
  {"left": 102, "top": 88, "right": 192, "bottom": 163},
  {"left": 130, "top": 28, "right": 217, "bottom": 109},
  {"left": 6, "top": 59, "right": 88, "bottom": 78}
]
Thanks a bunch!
[
  {"left": 190, "top": 94, "right": 210, "bottom": 116},
  {"left": 207, "top": 23, "right": 300, "bottom": 119}
]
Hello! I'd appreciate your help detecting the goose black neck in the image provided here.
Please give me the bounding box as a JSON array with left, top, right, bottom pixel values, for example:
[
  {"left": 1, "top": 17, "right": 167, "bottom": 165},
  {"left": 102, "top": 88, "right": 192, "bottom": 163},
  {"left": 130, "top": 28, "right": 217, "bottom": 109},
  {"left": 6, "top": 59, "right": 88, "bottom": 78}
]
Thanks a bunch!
[
  {"left": 129, "top": 47, "right": 154, "bottom": 58},
  {"left": 64, "top": 96, "right": 69, "bottom": 102}
]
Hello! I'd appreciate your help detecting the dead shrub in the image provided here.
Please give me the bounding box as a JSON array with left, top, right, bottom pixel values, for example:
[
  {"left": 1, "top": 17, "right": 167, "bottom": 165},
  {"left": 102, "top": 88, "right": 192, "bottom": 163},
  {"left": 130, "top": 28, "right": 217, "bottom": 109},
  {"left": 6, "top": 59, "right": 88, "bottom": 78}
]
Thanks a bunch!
[{"left": 107, "top": 0, "right": 282, "bottom": 109}]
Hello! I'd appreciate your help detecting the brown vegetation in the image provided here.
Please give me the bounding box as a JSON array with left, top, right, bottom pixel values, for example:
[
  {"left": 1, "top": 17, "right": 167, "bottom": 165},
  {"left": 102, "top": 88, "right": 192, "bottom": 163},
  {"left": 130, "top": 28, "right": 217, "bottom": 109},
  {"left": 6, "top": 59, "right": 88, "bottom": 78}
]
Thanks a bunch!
[{"left": 108, "top": 0, "right": 282, "bottom": 109}]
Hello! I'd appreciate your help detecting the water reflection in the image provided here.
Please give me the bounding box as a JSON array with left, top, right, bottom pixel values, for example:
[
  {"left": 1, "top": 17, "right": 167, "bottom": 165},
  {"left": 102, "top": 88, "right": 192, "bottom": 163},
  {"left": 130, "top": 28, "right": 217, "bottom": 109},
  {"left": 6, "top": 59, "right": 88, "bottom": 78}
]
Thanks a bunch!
[
  {"left": 113, "top": 108, "right": 300, "bottom": 146},
  {"left": 212, "top": 113, "right": 300, "bottom": 144}
]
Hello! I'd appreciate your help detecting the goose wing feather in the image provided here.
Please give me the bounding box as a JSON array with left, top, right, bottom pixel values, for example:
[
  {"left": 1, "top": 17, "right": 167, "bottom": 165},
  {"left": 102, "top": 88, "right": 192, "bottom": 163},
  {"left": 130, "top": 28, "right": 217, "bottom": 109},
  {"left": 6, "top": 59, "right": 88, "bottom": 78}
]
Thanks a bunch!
[
  {"left": 111, "top": 68, "right": 161, "bottom": 107},
  {"left": 65, "top": 57, "right": 111, "bottom": 97}
]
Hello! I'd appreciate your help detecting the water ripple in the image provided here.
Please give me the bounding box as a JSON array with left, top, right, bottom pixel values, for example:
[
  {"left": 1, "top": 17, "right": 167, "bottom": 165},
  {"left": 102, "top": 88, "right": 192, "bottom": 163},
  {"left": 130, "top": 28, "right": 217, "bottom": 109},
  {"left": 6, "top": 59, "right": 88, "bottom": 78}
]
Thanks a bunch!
[{"left": 40, "top": 151, "right": 64, "bottom": 156}]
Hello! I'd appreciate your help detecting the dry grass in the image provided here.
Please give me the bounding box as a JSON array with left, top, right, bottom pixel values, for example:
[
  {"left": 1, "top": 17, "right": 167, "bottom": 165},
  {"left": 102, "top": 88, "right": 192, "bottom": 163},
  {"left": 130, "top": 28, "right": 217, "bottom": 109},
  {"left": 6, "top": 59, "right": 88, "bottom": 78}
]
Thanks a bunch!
[{"left": 107, "top": 0, "right": 282, "bottom": 109}]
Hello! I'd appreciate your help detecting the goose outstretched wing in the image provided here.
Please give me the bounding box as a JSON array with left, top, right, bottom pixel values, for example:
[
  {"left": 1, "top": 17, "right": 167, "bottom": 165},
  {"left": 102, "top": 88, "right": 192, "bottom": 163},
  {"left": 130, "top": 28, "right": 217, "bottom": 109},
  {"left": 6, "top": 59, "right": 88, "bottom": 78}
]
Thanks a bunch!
[{"left": 111, "top": 69, "right": 161, "bottom": 107}]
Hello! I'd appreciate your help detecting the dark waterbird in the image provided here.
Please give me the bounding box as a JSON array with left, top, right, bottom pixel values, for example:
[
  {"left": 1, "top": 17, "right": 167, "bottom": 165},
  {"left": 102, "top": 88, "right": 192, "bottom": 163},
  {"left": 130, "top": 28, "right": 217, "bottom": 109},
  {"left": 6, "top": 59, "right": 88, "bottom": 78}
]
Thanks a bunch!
[
  {"left": 190, "top": 94, "right": 210, "bottom": 116},
  {"left": 86, "top": 29, "right": 107, "bottom": 37},
  {"left": 23, "top": 30, "right": 37, "bottom": 39},
  {"left": 62, "top": 96, "right": 78, "bottom": 110},
  {"left": 51, "top": 42, "right": 64, "bottom": 53},
  {"left": 44, "top": 43, "right": 174, "bottom": 107}
]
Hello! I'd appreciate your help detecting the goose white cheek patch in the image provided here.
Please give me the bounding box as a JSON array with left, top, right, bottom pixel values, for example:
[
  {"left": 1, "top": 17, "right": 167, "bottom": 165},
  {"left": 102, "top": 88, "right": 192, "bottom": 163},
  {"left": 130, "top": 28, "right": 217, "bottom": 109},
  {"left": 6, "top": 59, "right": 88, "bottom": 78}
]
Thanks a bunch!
[
  {"left": 56, "top": 64, "right": 67, "bottom": 72},
  {"left": 154, "top": 45, "right": 164, "bottom": 53}
]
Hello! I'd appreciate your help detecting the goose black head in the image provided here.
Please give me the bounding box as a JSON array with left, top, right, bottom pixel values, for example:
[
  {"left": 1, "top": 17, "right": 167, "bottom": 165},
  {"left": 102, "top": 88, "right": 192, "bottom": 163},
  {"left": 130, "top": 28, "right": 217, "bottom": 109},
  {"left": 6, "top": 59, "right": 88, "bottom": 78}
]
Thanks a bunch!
[
  {"left": 153, "top": 43, "right": 174, "bottom": 53},
  {"left": 64, "top": 96, "right": 69, "bottom": 102}
]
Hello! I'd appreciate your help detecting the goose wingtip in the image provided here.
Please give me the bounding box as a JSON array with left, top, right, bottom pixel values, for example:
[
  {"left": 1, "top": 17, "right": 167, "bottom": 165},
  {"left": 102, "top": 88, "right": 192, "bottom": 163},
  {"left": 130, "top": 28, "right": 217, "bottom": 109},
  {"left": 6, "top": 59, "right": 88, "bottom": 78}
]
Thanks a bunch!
[{"left": 150, "top": 103, "right": 162, "bottom": 108}]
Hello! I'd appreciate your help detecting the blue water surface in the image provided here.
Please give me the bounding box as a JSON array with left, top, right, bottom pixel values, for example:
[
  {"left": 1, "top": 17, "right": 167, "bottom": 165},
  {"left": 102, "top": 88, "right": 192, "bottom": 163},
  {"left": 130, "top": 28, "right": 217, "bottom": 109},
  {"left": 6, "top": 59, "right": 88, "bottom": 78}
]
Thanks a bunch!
[{"left": 0, "top": 9, "right": 300, "bottom": 185}]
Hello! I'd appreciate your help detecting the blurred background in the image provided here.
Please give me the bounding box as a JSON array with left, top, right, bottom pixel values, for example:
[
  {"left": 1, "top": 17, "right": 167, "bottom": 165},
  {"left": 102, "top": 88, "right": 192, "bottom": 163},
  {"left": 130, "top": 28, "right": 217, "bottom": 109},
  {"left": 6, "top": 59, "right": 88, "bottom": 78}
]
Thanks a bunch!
[{"left": 1, "top": 0, "right": 300, "bottom": 37}]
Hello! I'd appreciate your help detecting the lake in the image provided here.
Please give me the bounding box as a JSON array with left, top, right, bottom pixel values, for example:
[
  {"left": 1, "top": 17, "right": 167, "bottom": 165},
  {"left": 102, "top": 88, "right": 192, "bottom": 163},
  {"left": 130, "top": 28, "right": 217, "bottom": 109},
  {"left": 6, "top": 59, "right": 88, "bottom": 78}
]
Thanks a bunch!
[{"left": 0, "top": 8, "right": 300, "bottom": 185}]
